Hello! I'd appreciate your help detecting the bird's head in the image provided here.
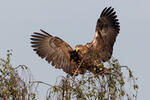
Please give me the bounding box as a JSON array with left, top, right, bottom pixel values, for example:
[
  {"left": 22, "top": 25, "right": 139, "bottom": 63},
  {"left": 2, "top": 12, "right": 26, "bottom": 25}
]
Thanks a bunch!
[
  {"left": 75, "top": 45, "right": 83, "bottom": 52},
  {"left": 75, "top": 45, "right": 88, "bottom": 57}
]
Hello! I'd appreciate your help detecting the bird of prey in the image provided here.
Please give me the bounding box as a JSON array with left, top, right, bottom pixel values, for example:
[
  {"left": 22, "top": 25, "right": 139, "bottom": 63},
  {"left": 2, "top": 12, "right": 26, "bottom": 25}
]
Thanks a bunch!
[{"left": 31, "top": 7, "right": 120, "bottom": 76}]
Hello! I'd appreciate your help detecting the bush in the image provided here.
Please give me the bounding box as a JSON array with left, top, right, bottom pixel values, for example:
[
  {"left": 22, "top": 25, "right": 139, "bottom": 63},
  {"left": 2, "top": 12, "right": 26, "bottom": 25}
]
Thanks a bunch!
[
  {"left": 0, "top": 50, "right": 37, "bottom": 100},
  {"left": 0, "top": 51, "right": 138, "bottom": 100},
  {"left": 47, "top": 58, "right": 138, "bottom": 100}
]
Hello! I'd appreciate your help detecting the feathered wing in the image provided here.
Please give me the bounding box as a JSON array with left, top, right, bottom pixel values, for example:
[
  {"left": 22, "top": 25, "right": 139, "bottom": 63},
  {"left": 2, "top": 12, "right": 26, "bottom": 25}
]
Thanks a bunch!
[
  {"left": 31, "top": 29, "right": 77, "bottom": 75},
  {"left": 92, "top": 7, "right": 120, "bottom": 49}
]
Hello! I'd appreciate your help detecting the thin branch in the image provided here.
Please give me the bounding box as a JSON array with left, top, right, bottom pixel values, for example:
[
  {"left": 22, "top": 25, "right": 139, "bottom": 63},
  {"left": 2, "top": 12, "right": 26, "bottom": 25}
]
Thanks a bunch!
[{"left": 30, "top": 81, "right": 52, "bottom": 87}]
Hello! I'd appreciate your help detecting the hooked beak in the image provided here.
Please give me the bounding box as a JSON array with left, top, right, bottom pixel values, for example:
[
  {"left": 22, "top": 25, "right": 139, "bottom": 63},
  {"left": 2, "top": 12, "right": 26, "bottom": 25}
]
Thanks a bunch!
[{"left": 75, "top": 48, "right": 79, "bottom": 52}]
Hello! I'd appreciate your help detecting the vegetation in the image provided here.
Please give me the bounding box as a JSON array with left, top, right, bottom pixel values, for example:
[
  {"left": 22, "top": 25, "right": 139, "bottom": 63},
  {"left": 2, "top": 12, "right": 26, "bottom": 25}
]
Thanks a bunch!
[
  {"left": 47, "top": 58, "right": 138, "bottom": 100},
  {"left": 0, "top": 51, "right": 138, "bottom": 100},
  {"left": 0, "top": 50, "right": 37, "bottom": 100}
]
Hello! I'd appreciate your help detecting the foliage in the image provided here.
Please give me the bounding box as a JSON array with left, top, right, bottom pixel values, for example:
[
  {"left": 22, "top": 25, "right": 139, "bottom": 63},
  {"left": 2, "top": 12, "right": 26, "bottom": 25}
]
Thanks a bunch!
[
  {"left": 0, "top": 51, "right": 138, "bottom": 100},
  {"left": 0, "top": 50, "right": 37, "bottom": 100},
  {"left": 46, "top": 58, "right": 138, "bottom": 100}
]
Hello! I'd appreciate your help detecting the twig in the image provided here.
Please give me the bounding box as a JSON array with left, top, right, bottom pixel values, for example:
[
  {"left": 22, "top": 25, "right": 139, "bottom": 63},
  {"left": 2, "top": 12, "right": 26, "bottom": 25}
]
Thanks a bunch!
[{"left": 30, "top": 81, "right": 52, "bottom": 87}]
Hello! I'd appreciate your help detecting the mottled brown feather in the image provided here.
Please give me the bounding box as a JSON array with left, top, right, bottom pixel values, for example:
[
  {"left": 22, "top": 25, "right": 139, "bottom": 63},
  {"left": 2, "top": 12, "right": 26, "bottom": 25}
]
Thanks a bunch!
[
  {"left": 31, "top": 30, "right": 77, "bottom": 75},
  {"left": 91, "top": 7, "right": 120, "bottom": 61}
]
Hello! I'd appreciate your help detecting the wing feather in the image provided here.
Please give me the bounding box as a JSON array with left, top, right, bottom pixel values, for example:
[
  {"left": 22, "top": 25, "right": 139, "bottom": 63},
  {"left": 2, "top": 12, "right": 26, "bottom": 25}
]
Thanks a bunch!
[
  {"left": 93, "top": 7, "right": 120, "bottom": 48},
  {"left": 90, "top": 7, "right": 120, "bottom": 61},
  {"left": 31, "top": 29, "right": 77, "bottom": 75}
]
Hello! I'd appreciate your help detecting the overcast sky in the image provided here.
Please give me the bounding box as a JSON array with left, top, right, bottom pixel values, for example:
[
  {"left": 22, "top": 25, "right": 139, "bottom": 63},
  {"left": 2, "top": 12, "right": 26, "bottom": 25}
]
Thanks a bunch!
[{"left": 0, "top": 0, "right": 149, "bottom": 99}]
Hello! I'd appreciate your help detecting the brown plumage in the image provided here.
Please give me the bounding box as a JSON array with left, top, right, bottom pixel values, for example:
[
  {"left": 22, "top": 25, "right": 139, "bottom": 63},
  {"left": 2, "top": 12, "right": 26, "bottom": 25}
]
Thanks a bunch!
[{"left": 31, "top": 7, "right": 120, "bottom": 75}]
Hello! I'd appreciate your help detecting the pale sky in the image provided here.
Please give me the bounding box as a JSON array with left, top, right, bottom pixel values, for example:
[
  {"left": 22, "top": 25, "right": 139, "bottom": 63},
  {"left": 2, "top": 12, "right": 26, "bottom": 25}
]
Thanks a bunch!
[{"left": 0, "top": 0, "right": 150, "bottom": 99}]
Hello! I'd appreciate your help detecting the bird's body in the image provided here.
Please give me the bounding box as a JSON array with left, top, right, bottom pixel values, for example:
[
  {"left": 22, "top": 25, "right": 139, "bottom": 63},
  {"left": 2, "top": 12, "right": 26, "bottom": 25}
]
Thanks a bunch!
[{"left": 31, "top": 7, "right": 120, "bottom": 75}]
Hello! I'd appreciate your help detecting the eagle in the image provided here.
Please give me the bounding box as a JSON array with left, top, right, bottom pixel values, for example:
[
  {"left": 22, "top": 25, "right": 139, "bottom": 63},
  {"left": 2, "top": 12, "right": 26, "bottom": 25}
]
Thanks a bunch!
[{"left": 31, "top": 7, "right": 120, "bottom": 76}]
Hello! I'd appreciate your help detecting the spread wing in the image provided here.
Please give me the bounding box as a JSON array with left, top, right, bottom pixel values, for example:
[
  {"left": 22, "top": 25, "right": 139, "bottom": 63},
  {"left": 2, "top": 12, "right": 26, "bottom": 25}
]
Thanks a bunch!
[
  {"left": 92, "top": 7, "right": 120, "bottom": 48},
  {"left": 31, "top": 29, "right": 76, "bottom": 75}
]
